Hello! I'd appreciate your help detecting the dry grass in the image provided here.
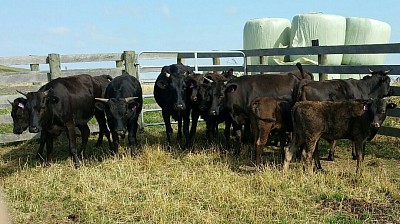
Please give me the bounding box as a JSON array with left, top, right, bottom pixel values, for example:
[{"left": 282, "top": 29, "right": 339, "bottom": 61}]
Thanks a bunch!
[{"left": 1, "top": 124, "right": 400, "bottom": 223}]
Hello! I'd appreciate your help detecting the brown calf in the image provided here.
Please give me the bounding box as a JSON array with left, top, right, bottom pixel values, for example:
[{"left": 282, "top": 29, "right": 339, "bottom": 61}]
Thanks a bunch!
[{"left": 250, "top": 97, "right": 292, "bottom": 166}]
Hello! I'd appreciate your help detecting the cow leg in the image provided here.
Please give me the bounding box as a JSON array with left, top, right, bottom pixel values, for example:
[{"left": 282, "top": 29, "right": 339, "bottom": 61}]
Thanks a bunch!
[
  {"left": 177, "top": 116, "right": 183, "bottom": 143},
  {"left": 189, "top": 109, "right": 200, "bottom": 141},
  {"left": 327, "top": 140, "right": 337, "bottom": 161},
  {"left": 278, "top": 131, "right": 287, "bottom": 164},
  {"left": 94, "top": 109, "right": 112, "bottom": 149},
  {"left": 352, "top": 142, "right": 357, "bottom": 160},
  {"left": 303, "top": 138, "right": 318, "bottom": 174},
  {"left": 182, "top": 111, "right": 191, "bottom": 150},
  {"left": 283, "top": 135, "right": 302, "bottom": 171},
  {"left": 127, "top": 119, "right": 139, "bottom": 157},
  {"left": 355, "top": 140, "right": 365, "bottom": 175},
  {"left": 77, "top": 124, "right": 90, "bottom": 159},
  {"left": 35, "top": 131, "right": 47, "bottom": 163},
  {"left": 111, "top": 131, "right": 120, "bottom": 155},
  {"left": 65, "top": 123, "right": 80, "bottom": 168},
  {"left": 232, "top": 122, "right": 242, "bottom": 155},
  {"left": 254, "top": 123, "right": 270, "bottom": 167},
  {"left": 205, "top": 118, "right": 214, "bottom": 141},
  {"left": 243, "top": 123, "right": 251, "bottom": 143},
  {"left": 223, "top": 118, "right": 232, "bottom": 152},
  {"left": 161, "top": 110, "right": 173, "bottom": 148},
  {"left": 45, "top": 133, "right": 54, "bottom": 165},
  {"left": 313, "top": 139, "right": 323, "bottom": 171}
]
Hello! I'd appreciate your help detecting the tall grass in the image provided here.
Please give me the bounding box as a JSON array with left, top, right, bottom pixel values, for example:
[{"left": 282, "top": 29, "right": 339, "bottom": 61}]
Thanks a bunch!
[{"left": 1, "top": 125, "right": 400, "bottom": 223}]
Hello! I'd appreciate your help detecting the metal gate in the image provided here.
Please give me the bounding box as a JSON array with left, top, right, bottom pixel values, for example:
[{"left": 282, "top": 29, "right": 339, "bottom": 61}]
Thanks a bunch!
[{"left": 136, "top": 50, "right": 246, "bottom": 129}]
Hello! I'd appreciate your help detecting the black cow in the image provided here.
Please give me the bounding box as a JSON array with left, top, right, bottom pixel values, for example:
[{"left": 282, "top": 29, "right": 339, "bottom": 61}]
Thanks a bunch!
[
  {"left": 9, "top": 97, "right": 29, "bottom": 134},
  {"left": 200, "top": 72, "right": 236, "bottom": 149},
  {"left": 283, "top": 99, "right": 396, "bottom": 174},
  {"left": 23, "top": 74, "right": 104, "bottom": 168},
  {"left": 297, "top": 69, "right": 393, "bottom": 161},
  {"left": 12, "top": 75, "right": 113, "bottom": 148},
  {"left": 153, "top": 63, "right": 194, "bottom": 149},
  {"left": 92, "top": 75, "right": 113, "bottom": 149},
  {"left": 224, "top": 63, "right": 314, "bottom": 153},
  {"left": 95, "top": 72, "right": 143, "bottom": 156}
]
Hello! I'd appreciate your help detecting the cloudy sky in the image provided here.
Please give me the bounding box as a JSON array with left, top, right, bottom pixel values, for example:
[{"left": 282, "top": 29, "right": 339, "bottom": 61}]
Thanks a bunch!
[{"left": 0, "top": 0, "right": 399, "bottom": 66}]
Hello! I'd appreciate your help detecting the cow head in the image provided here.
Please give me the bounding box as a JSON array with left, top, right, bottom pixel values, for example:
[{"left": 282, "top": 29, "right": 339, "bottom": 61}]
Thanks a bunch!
[
  {"left": 367, "top": 68, "right": 393, "bottom": 97},
  {"left": 9, "top": 97, "right": 29, "bottom": 134},
  {"left": 186, "top": 73, "right": 204, "bottom": 102},
  {"left": 197, "top": 83, "right": 212, "bottom": 112},
  {"left": 208, "top": 80, "right": 229, "bottom": 116},
  {"left": 95, "top": 97, "right": 140, "bottom": 138},
  {"left": 18, "top": 90, "right": 49, "bottom": 133},
  {"left": 156, "top": 72, "right": 188, "bottom": 111},
  {"left": 362, "top": 99, "right": 397, "bottom": 129}
]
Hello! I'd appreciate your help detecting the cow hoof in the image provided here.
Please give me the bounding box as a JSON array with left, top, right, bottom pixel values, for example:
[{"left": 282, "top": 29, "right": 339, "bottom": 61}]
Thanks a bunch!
[{"left": 327, "top": 155, "right": 334, "bottom": 161}]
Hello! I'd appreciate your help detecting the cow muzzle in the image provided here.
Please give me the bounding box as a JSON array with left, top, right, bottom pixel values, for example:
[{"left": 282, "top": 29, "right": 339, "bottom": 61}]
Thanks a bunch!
[
  {"left": 370, "top": 122, "right": 381, "bottom": 129},
  {"left": 29, "top": 126, "right": 41, "bottom": 133},
  {"left": 209, "top": 110, "right": 218, "bottom": 116},
  {"left": 174, "top": 104, "right": 186, "bottom": 111},
  {"left": 116, "top": 130, "right": 126, "bottom": 138}
]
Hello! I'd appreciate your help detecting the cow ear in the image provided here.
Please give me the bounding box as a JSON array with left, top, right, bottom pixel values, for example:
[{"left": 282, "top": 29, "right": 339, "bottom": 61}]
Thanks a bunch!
[
  {"left": 226, "top": 84, "right": 237, "bottom": 93},
  {"left": 95, "top": 102, "right": 105, "bottom": 111},
  {"left": 156, "top": 80, "right": 168, "bottom": 89},
  {"left": 187, "top": 79, "right": 196, "bottom": 89},
  {"left": 47, "top": 96, "right": 59, "bottom": 104},
  {"left": 387, "top": 103, "right": 397, "bottom": 109},
  {"left": 128, "top": 101, "right": 140, "bottom": 113}
]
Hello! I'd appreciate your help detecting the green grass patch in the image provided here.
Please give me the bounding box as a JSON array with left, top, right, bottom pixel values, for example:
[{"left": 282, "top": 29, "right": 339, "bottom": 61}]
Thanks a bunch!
[{"left": 0, "top": 65, "right": 28, "bottom": 73}]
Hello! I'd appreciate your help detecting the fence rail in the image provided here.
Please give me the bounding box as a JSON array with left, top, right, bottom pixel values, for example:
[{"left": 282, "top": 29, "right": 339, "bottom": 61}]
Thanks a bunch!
[{"left": 0, "top": 42, "right": 400, "bottom": 143}]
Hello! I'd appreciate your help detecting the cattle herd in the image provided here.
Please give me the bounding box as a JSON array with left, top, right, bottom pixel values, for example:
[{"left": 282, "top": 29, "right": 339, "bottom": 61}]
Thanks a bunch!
[{"left": 9, "top": 63, "right": 397, "bottom": 174}]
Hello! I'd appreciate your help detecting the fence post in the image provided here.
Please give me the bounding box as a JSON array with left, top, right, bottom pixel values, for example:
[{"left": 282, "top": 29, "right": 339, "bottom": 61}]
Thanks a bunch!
[
  {"left": 259, "top": 56, "right": 266, "bottom": 75},
  {"left": 212, "top": 57, "right": 220, "bottom": 73},
  {"left": 177, "top": 55, "right": 185, "bottom": 65},
  {"left": 47, "top": 53, "right": 61, "bottom": 81},
  {"left": 116, "top": 60, "right": 123, "bottom": 69},
  {"left": 311, "top": 39, "right": 328, "bottom": 81},
  {"left": 30, "top": 64, "right": 39, "bottom": 72},
  {"left": 123, "top": 51, "right": 137, "bottom": 78}
]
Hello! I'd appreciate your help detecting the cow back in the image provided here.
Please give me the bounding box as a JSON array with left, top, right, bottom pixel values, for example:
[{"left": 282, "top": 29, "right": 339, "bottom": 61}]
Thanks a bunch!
[
  {"left": 226, "top": 72, "right": 311, "bottom": 125},
  {"left": 44, "top": 74, "right": 103, "bottom": 126},
  {"left": 298, "top": 70, "right": 392, "bottom": 102}
]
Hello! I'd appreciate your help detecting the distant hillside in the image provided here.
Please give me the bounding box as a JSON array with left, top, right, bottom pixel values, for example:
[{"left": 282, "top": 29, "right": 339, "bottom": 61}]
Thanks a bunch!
[{"left": 0, "top": 65, "right": 28, "bottom": 73}]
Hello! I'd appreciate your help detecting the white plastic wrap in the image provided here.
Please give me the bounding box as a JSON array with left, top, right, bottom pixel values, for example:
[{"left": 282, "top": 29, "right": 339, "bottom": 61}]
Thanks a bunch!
[
  {"left": 340, "top": 17, "right": 391, "bottom": 79},
  {"left": 290, "top": 13, "right": 346, "bottom": 65},
  {"left": 243, "top": 18, "right": 291, "bottom": 65},
  {"left": 342, "top": 17, "right": 391, "bottom": 65}
]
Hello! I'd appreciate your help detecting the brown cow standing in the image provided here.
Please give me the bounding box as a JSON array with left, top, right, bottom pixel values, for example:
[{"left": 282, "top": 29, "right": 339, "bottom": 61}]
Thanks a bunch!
[
  {"left": 283, "top": 99, "right": 396, "bottom": 174},
  {"left": 250, "top": 97, "right": 292, "bottom": 166}
]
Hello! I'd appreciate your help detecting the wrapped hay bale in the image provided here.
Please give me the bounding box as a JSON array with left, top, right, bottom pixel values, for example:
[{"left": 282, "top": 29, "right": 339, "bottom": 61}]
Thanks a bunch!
[
  {"left": 243, "top": 18, "right": 291, "bottom": 65},
  {"left": 341, "top": 17, "right": 391, "bottom": 79},
  {"left": 290, "top": 13, "right": 346, "bottom": 66}
]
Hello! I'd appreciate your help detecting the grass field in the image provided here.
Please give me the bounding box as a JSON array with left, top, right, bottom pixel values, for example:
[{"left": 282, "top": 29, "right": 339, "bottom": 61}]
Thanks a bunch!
[{"left": 1, "top": 122, "right": 400, "bottom": 223}]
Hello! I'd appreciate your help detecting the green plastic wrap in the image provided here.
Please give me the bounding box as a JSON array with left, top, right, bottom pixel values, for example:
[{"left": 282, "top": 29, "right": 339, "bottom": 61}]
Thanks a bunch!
[
  {"left": 290, "top": 13, "right": 346, "bottom": 65},
  {"left": 243, "top": 18, "right": 291, "bottom": 65}
]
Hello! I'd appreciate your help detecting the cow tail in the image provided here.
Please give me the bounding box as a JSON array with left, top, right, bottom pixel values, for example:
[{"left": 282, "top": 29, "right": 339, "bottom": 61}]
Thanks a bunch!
[
  {"left": 295, "top": 80, "right": 307, "bottom": 103},
  {"left": 296, "top": 62, "right": 304, "bottom": 78}
]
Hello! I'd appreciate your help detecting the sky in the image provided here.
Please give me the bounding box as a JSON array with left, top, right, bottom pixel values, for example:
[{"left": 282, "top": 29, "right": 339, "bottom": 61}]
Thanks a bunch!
[{"left": 1, "top": 0, "right": 399, "bottom": 68}]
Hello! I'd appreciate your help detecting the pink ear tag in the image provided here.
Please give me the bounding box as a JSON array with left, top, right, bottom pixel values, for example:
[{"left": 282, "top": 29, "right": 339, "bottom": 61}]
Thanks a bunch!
[
  {"left": 131, "top": 105, "right": 136, "bottom": 112},
  {"left": 363, "top": 105, "right": 368, "bottom": 111},
  {"left": 18, "top": 103, "right": 25, "bottom": 109}
]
